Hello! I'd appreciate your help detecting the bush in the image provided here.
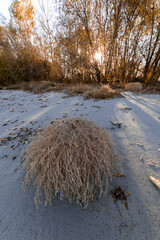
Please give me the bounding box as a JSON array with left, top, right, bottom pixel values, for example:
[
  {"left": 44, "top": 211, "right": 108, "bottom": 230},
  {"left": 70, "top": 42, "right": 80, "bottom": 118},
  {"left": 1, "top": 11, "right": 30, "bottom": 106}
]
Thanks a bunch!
[
  {"left": 23, "top": 118, "right": 119, "bottom": 208},
  {"left": 125, "top": 82, "right": 143, "bottom": 91}
]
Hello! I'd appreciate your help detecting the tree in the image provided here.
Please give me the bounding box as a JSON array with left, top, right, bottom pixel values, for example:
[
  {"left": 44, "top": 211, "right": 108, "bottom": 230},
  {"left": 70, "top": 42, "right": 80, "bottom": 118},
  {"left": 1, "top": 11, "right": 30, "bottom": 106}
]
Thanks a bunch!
[
  {"left": 10, "top": 0, "right": 36, "bottom": 43},
  {"left": 0, "top": 0, "right": 52, "bottom": 84}
]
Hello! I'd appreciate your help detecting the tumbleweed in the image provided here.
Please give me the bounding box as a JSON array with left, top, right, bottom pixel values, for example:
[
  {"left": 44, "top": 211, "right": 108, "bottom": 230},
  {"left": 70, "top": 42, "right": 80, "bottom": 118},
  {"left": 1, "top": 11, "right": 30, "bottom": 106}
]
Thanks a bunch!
[{"left": 23, "top": 118, "right": 119, "bottom": 208}]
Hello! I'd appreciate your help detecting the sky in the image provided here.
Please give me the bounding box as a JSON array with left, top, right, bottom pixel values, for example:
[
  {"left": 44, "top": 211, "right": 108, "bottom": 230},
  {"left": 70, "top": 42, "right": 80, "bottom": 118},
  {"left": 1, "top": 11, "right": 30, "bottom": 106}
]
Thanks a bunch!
[{"left": 0, "top": 0, "right": 12, "bottom": 19}]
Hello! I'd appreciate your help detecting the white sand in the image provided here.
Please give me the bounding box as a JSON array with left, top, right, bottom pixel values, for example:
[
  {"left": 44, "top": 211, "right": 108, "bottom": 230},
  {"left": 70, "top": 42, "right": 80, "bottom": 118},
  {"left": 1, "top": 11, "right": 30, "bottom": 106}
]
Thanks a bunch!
[{"left": 0, "top": 90, "right": 160, "bottom": 240}]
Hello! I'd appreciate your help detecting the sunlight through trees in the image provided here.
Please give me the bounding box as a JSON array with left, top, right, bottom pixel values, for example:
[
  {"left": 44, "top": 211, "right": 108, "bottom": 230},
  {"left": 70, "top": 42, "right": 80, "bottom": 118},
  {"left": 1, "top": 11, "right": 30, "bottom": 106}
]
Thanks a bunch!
[{"left": 0, "top": 0, "right": 159, "bottom": 85}]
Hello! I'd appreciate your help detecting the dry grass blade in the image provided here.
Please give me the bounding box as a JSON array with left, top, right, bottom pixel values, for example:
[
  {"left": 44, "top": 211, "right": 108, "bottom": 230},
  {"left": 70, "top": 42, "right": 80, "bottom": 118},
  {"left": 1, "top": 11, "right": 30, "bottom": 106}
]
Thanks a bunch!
[{"left": 22, "top": 118, "right": 119, "bottom": 208}]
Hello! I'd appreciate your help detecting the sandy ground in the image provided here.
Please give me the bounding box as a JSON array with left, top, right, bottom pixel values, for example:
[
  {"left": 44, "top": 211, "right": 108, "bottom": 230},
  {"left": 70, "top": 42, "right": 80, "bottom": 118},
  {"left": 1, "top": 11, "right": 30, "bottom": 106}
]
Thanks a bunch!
[{"left": 0, "top": 90, "right": 160, "bottom": 240}]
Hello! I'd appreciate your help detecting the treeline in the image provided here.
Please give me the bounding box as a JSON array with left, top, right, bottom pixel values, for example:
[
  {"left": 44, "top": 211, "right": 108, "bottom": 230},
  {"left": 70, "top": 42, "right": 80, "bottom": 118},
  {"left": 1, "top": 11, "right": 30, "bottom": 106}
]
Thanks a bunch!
[{"left": 0, "top": 0, "right": 160, "bottom": 86}]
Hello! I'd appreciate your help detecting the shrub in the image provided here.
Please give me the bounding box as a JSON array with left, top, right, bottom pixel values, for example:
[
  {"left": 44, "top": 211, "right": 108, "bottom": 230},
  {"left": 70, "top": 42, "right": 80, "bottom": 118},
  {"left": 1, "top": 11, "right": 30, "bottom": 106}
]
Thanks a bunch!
[
  {"left": 125, "top": 82, "right": 143, "bottom": 91},
  {"left": 23, "top": 118, "right": 119, "bottom": 208}
]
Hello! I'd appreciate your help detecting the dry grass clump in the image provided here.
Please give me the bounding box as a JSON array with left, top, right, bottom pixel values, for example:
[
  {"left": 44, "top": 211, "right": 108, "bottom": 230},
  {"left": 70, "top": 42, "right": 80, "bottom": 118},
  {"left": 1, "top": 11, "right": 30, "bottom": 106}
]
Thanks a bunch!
[
  {"left": 125, "top": 82, "right": 143, "bottom": 92},
  {"left": 6, "top": 81, "right": 61, "bottom": 93},
  {"left": 71, "top": 84, "right": 121, "bottom": 99},
  {"left": 6, "top": 83, "right": 22, "bottom": 90},
  {"left": 84, "top": 85, "right": 121, "bottom": 99},
  {"left": 71, "top": 84, "right": 91, "bottom": 94},
  {"left": 22, "top": 81, "right": 56, "bottom": 93},
  {"left": 23, "top": 118, "right": 119, "bottom": 208}
]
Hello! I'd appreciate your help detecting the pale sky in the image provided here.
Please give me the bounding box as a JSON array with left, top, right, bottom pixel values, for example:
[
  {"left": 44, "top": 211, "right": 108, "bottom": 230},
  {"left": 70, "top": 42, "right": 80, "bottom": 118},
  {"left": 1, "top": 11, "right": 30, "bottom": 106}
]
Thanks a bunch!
[{"left": 0, "top": 0, "right": 12, "bottom": 19}]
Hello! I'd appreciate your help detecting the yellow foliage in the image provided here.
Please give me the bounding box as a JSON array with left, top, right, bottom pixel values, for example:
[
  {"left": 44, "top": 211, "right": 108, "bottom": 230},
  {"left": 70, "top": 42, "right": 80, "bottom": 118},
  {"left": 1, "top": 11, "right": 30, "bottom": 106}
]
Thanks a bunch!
[
  {"left": 145, "top": 70, "right": 153, "bottom": 83},
  {"left": 11, "top": 0, "right": 36, "bottom": 36}
]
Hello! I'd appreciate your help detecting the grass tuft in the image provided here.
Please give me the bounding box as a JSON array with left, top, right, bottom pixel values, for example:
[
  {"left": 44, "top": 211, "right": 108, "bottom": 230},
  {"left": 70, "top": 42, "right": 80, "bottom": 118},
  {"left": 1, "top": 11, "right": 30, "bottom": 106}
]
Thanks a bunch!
[{"left": 22, "top": 118, "right": 119, "bottom": 208}]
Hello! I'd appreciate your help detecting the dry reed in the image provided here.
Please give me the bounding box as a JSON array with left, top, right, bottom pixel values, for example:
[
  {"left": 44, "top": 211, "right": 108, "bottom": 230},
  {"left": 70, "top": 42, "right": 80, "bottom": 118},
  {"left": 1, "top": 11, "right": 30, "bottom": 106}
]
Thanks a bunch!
[{"left": 22, "top": 118, "right": 119, "bottom": 208}]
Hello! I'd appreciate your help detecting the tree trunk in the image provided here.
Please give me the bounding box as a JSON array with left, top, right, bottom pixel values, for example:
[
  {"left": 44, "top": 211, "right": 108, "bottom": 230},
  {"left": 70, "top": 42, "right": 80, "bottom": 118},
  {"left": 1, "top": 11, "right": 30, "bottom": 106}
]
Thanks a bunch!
[{"left": 94, "top": 62, "right": 101, "bottom": 83}]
